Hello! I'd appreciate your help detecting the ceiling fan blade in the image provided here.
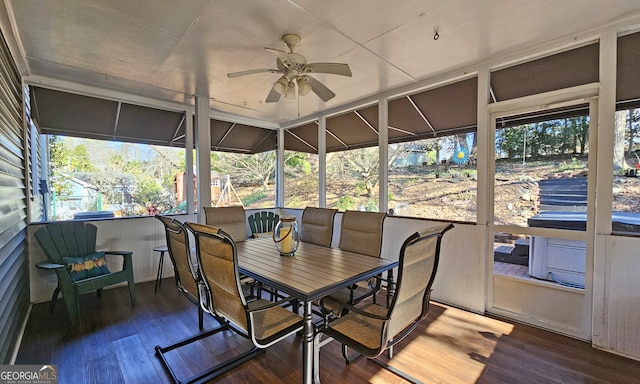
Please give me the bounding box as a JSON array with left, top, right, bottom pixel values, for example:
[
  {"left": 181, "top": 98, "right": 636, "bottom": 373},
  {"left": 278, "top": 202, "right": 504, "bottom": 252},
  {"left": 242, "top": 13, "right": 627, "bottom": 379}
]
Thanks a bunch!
[
  {"left": 227, "top": 68, "right": 280, "bottom": 78},
  {"left": 304, "top": 63, "right": 352, "bottom": 77},
  {"left": 265, "top": 86, "right": 281, "bottom": 103},
  {"left": 264, "top": 47, "right": 288, "bottom": 55},
  {"left": 303, "top": 75, "right": 336, "bottom": 102}
]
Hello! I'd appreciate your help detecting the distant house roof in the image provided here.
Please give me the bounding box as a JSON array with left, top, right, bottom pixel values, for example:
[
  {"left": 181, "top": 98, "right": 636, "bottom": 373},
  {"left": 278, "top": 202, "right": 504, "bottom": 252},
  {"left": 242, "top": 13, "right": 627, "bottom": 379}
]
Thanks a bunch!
[{"left": 61, "top": 172, "right": 98, "bottom": 191}]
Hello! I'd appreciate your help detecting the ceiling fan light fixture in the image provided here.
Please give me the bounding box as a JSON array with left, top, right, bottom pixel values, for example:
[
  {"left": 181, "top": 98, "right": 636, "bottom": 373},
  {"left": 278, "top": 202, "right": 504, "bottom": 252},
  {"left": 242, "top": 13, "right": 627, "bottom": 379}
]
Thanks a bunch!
[
  {"left": 297, "top": 77, "right": 312, "bottom": 96},
  {"left": 284, "top": 83, "right": 297, "bottom": 100},
  {"left": 273, "top": 76, "right": 289, "bottom": 95}
]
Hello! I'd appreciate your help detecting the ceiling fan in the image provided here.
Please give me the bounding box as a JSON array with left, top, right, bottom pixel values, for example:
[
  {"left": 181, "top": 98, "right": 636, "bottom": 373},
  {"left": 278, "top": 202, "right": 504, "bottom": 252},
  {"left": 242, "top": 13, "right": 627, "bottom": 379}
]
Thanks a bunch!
[{"left": 227, "top": 34, "right": 352, "bottom": 103}]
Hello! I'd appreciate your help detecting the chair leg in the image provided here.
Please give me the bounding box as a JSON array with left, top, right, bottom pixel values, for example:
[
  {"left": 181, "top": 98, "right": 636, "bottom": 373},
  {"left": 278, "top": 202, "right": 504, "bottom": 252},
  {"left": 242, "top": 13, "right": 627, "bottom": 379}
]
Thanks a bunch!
[
  {"left": 155, "top": 322, "right": 265, "bottom": 384},
  {"left": 63, "top": 293, "right": 81, "bottom": 325},
  {"left": 341, "top": 344, "right": 362, "bottom": 364},
  {"left": 155, "top": 250, "right": 165, "bottom": 293},
  {"left": 313, "top": 333, "right": 333, "bottom": 383},
  {"left": 127, "top": 279, "right": 136, "bottom": 305},
  {"left": 370, "top": 358, "right": 424, "bottom": 384},
  {"left": 198, "top": 306, "right": 204, "bottom": 330},
  {"left": 292, "top": 299, "right": 300, "bottom": 315},
  {"left": 257, "top": 283, "right": 280, "bottom": 302},
  {"left": 48, "top": 287, "right": 60, "bottom": 313}
]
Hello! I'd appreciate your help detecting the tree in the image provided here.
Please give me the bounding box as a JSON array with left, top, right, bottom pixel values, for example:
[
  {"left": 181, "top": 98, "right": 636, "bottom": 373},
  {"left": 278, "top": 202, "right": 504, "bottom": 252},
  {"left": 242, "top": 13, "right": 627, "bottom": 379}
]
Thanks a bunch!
[
  {"left": 284, "top": 151, "right": 312, "bottom": 176},
  {"left": 613, "top": 110, "right": 628, "bottom": 170},
  {"left": 109, "top": 153, "right": 124, "bottom": 172},
  {"left": 330, "top": 144, "right": 410, "bottom": 197},
  {"left": 213, "top": 151, "right": 275, "bottom": 191},
  {"left": 134, "top": 178, "right": 168, "bottom": 211},
  {"left": 625, "top": 108, "right": 640, "bottom": 160},
  {"left": 89, "top": 173, "right": 136, "bottom": 213},
  {"left": 335, "top": 147, "right": 379, "bottom": 197},
  {"left": 213, "top": 151, "right": 298, "bottom": 192},
  {"left": 70, "top": 144, "right": 96, "bottom": 172},
  {"left": 47, "top": 136, "right": 72, "bottom": 198},
  {"left": 575, "top": 116, "right": 589, "bottom": 154},
  {"left": 496, "top": 125, "right": 527, "bottom": 159}
]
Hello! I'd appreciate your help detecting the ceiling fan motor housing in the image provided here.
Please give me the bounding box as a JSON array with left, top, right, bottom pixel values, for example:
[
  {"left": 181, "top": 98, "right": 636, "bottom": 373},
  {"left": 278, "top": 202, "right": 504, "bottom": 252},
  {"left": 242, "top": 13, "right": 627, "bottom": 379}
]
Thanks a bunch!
[{"left": 282, "top": 34, "right": 302, "bottom": 52}]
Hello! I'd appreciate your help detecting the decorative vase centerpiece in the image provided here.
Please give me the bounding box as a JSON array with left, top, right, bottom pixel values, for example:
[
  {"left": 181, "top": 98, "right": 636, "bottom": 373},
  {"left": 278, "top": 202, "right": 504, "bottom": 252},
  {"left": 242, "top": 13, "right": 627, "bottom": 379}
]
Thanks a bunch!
[{"left": 273, "top": 216, "right": 299, "bottom": 256}]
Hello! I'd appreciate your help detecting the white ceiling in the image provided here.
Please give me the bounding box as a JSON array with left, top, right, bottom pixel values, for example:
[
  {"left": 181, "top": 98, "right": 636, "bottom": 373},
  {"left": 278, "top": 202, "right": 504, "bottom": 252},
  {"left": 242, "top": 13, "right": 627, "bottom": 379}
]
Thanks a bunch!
[{"left": 5, "top": 0, "right": 640, "bottom": 125}]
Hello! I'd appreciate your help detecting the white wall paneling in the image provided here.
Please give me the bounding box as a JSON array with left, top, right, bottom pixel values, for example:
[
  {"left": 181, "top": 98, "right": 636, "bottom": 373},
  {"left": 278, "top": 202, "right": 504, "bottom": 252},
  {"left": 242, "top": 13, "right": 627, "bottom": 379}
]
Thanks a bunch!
[
  {"left": 592, "top": 234, "right": 640, "bottom": 359},
  {"left": 492, "top": 275, "right": 588, "bottom": 339}
]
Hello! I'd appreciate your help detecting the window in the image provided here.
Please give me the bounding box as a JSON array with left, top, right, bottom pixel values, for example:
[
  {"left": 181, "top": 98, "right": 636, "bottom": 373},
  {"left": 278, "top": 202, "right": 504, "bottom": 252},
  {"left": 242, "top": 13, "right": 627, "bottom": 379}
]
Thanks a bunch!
[
  {"left": 284, "top": 150, "right": 318, "bottom": 208},
  {"left": 612, "top": 108, "right": 640, "bottom": 235},
  {"left": 283, "top": 123, "right": 319, "bottom": 208},
  {"left": 493, "top": 112, "right": 589, "bottom": 227},
  {"left": 45, "top": 135, "right": 187, "bottom": 220},
  {"left": 490, "top": 107, "right": 591, "bottom": 289},
  {"left": 388, "top": 132, "right": 477, "bottom": 221},
  {"left": 326, "top": 147, "right": 379, "bottom": 211},
  {"left": 210, "top": 150, "right": 276, "bottom": 208}
]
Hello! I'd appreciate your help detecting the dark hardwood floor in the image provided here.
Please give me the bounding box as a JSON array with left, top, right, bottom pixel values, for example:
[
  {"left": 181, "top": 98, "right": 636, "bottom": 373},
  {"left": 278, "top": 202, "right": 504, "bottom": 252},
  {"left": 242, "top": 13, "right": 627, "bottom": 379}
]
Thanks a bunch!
[{"left": 16, "top": 279, "right": 640, "bottom": 383}]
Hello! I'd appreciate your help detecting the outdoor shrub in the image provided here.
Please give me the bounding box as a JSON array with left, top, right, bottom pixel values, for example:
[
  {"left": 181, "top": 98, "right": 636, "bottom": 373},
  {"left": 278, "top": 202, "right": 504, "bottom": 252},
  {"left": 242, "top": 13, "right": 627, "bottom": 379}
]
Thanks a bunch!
[
  {"left": 364, "top": 200, "right": 378, "bottom": 211},
  {"left": 354, "top": 182, "right": 367, "bottom": 195},
  {"left": 335, "top": 196, "right": 356, "bottom": 211},
  {"left": 241, "top": 190, "right": 267, "bottom": 206}
]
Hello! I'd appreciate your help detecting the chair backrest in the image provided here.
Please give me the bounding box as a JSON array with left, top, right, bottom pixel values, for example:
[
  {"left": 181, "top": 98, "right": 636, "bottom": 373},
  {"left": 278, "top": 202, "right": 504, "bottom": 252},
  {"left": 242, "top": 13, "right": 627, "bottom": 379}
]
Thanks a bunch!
[
  {"left": 247, "top": 211, "right": 279, "bottom": 236},
  {"left": 386, "top": 223, "right": 453, "bottom": 344},
  {"left": 203, "top": 206, "right": 248, "bottom": 243},
  {"left": 155, "top": 215, "right": 200, "bottom": 303},
  {"left": 338, "top": 210, "right": 386, "bottom": 257},
  {"left": 300, "top": 207, "right": 337, "bottom": 247},
  {"left": 186, "top": 222, "right": 249, "bottom": 332},
  {"left": 34, "top": 221, "right": 98, "bottom": 264}
]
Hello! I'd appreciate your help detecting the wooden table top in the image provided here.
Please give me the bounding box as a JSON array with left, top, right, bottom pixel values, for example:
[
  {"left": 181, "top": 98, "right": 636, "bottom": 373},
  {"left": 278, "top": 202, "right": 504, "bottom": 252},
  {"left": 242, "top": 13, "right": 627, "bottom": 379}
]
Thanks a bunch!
[{"left": 236, "top": 238, "right": 397, "bottom": 302}]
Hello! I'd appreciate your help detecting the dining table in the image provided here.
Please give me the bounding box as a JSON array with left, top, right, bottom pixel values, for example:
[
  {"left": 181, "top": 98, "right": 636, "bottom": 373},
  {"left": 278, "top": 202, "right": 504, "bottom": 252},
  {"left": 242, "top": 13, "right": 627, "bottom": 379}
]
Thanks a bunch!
[{"left": 236, "top": 238, "right": 398, "bottom": 384}]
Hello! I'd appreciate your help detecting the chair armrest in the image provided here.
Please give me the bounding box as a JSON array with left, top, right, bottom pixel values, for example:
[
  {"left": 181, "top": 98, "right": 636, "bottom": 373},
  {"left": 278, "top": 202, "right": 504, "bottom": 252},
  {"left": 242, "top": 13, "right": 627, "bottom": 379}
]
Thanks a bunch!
[
  {"left": 103, "top": 250, "right": 133, "bottom": 256},
  {"left": 339, "top": 302, "right": 390, "bottom": 321},
  {"left": 248, "top": 296, "right": 298, "bottom": 312},
  {"left": 102, "top": 250, "right": 134, "bottom": 272},
  {"left": 36, "top": 262, "right": 64, "bottom": 270},
  {"left": 347, "top": 274, "right": 385, "bottom": 291}
]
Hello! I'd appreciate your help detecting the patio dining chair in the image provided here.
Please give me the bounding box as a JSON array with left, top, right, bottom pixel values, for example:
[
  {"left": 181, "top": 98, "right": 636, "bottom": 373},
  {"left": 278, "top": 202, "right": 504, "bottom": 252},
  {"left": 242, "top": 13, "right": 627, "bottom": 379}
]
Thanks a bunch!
[
  {"left": 203, "top": 205, "right": 258, "bottom": 297},
  {"left": 300, "top": 207, "right": 337, "bottom": 247},
  {"left": 316, "top": 223, "right": 454, "bottom": 383},
  {"left": 155, "top": 215, "right": 208, "bottom": 330},
  {"left": 203, "top": 206, "right": 249, "bottom": 243},
  {"left": 155, "top": 222, "right": 303, "bottom": 383},
  {"left": 321, "top": 210, "right": 387, "bottom": 315}
]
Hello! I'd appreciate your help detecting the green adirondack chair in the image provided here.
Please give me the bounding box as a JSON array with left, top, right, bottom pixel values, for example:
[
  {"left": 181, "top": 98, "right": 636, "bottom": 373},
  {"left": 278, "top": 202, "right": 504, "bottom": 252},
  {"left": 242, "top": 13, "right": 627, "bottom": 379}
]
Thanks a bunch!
[
  {"left": 34, "top": 221, "right": 136, "bottom": 325},
  {"left": 247, "top": 211, "right": 279, "bottom": 238}
]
